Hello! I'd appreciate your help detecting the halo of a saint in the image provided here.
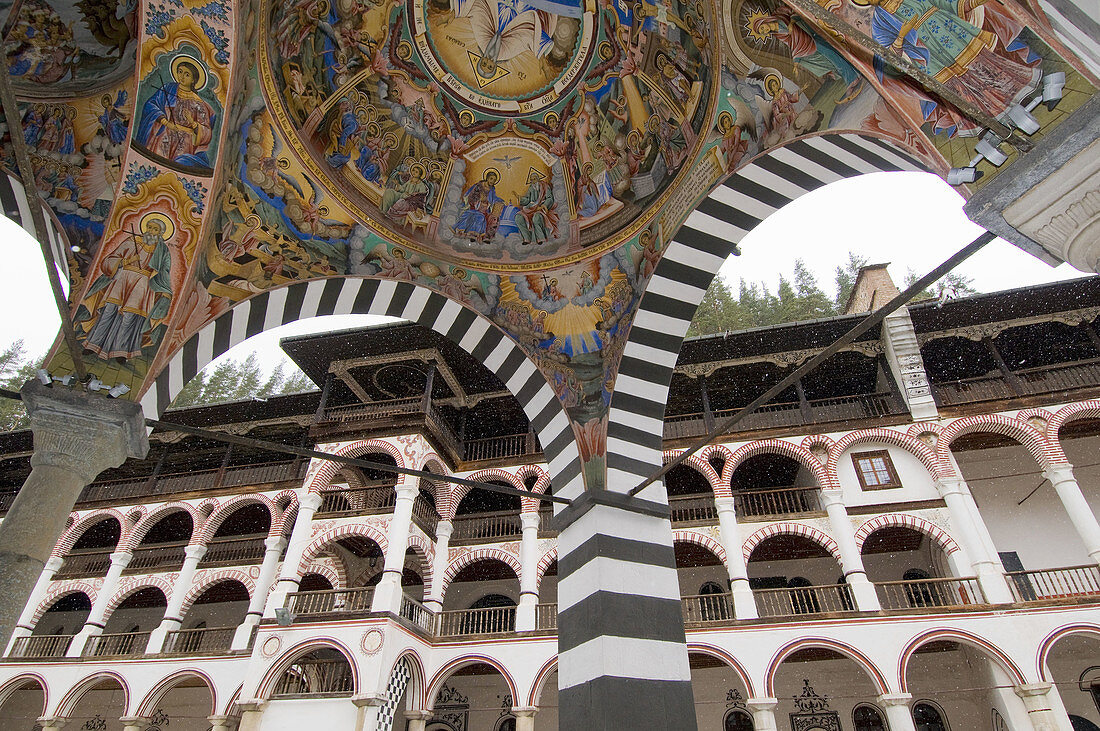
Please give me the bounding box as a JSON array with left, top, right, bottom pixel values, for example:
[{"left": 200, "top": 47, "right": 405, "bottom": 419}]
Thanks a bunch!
[
  {"left": 171, "top": 55, "right": 209, "bottom": 92},
  {"left": 141, "top": 212, "right": 176, "bottom": 241}
]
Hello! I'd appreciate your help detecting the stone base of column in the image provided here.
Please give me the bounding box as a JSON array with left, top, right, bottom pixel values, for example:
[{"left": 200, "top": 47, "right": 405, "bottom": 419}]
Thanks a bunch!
[
  {"left": 232, "top": 615, "right": 260, "bottom": 650},
  {"left": 370, "top": 573, "right": 404, "bottom": 614},
  {"left": 67, "top": 626, "right": 103, "bottom": 657},
  {"left": 747, "top": 698, "right": 779, "bottom": 731},
  {"left": 847, "top": 572, "right": 881, "bottom": 611},
  {"left": 265, "top": 578, "right": 299, "bottom": 620},
  {"left": 975, "top": 562, "right": 1015, "bottom": 604},
  {"left": 730, "top": 579, "right": 757, "bottom": 619},
  {"left": 516, "top": 594, "right": 537, "bottom": 631},
  {"left": 147, "top": 618, "right": 181, "bottom": 654}
]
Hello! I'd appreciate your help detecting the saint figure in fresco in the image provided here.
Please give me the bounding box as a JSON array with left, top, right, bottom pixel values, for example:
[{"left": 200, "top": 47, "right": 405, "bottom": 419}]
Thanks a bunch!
[
  {"left": 452, "top": 169, "right": 502, "bottom": 242},
  {"left": 514, "top": 174, "right": 557, "bottom": 245},
  {"left": 382, "top": 163, "right": 431, "bottom": 220},
  {"left": 750, "top": 8, "right": 862, "bottom": 93},
  {"left": 98, "top": 91, "right": 130, "bottom": 146},
  {"left": 78, "top": 213, "right": 176, "bottom": 360},
  {"left": 137, "top": 57, "right": 216, "bottom": 168}
]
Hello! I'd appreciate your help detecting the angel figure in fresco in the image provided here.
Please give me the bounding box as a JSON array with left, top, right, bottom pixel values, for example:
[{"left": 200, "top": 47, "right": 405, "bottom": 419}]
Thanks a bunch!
[
  {"left": 452, "top": 169, "right": 502, "bottom": 242},
  {"left": 137, "top": 57, "right": 216, "bottom": 168},
  {"left": 453, "top": 0, "right": 557, "bottom": 76},
  {"left": 77, "top": 213, "right": 177, "bottom": 360}
]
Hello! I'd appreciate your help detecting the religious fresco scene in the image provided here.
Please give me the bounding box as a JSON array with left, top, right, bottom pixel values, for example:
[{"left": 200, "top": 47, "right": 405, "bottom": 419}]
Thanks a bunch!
[{"left": 0, "top": 0, "right": 1089, "bottom": 477}]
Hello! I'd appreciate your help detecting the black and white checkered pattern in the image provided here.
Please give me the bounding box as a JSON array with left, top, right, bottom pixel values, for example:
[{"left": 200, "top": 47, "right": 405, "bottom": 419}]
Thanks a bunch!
[{"left": 378, "top": 657, "right": 413, "bottom": 731}]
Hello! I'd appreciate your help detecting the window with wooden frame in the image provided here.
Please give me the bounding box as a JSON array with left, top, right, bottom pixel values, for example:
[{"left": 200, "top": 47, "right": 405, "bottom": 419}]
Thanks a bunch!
[{"left": 851, "top": 450, "right": 901, "bottom": 490}]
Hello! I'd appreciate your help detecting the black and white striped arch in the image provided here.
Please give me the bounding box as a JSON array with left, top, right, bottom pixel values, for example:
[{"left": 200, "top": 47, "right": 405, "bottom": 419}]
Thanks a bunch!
[
  {"left": 610, "top": 133, "right": 930, "bottom": 496},
  {"left": 1, "top": 173, "right": 69, "bottom": 284},
  {"left": 141, "top": 277, "right": 584, "bottom": 501}
]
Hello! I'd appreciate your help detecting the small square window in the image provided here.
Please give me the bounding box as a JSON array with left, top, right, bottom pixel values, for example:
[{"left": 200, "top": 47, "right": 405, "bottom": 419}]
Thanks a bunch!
[{"left": 851, "top": 450, "right": 901, "bottom": 490}]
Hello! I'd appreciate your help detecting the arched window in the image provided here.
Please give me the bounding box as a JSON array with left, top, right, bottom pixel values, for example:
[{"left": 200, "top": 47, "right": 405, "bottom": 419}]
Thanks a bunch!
[
  {"left": 495, "top": 716, "right": 517, "bottom": 731},
  {"left": 853, "top": 704, "right": 887, "bottom": 731},
  {"left": 724, "top": 709, "right": 754, "bottom": 730},
  {"left": 271, "top": 647, "right": 354, "bottom": 697},
  {"left": 913, "top": 701, "right": 950, "bottom": 731}
]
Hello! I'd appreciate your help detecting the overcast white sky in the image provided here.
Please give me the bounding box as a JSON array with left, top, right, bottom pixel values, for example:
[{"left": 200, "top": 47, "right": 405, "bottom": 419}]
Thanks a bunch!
[{"left": 1, "top": 170, "right": 1085, "bottom": 373}]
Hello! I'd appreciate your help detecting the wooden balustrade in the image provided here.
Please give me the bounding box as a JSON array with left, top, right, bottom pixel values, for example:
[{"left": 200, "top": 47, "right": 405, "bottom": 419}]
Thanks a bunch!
[
  {"left": 124, "top": 542, "right": 187, "bottom": 573},
  {"left": 400, "top": 594, "right": 435, "bottom": 632},
  {"left": 537, "top": 508, "right": 557, "bottom": 536},
  {"left": 536, "top": 603, "right": 557, "bottom": 631},
  {"left": 271, "top": 657, "right": 355, "bottom": 697},
  {"left": 8, "top": 634, "right": 73, "bottom": 658},
  {"left": 411, "top": 494, "right": 440, "bottom": 539},
  {"left": 83, "top": 631, "right": 151, "bottom": 657},
  {"left": 463, "top": 432, "right": 540, "bottom": 462},
  {"left": 436, "top": 606, "right": 517, "bottom": 636},
  {"left": 933, "top": 358, "right": 1100, "bottom": 407},
  {"left": 735, "top": 487, "right": 821, "bottom": 519},
  {"left": 450, "top": 511, "right": 522, "bottom": 542},
  {"left": 1006, "top": 565, "right": 1100, "bottom": 602},
  {"left": 754, "top": 584, "right": 855, "bottom": 617},
  {"left": 875, "top": 577, "right": 984, "bottom": 610},
  {"left": 55, "top": 549, "right": 114, "bottom": 579},
  {"left": 315, "top": 484, "right": 396, "bottom": 516},
  {"left": 323, "top": 398, "right": 423, "bottom": 422},
  {"left": 664, "top": 392, "right": 901, "bottom": 439},
  {"left": 669, "top": 495, "right": 718, "bottom": 524},
  {"left": 681, "top": 593, "right": 735, "bottom": 624},
  {"left": 287, "top": 587, "right": 375, "bottom": 615},
  {"left": 200, "top": 535, "right": 267, "bottom": 566},
  {"left": 162, "top": 626, "right": 236, "bottom": 655}
]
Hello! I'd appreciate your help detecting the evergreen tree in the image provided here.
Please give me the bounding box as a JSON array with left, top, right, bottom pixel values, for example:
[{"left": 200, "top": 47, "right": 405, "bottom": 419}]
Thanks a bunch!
[
  {"left": 0, "top": 340, "right": 42, "bottom": 431},
  {"left": 903, "top": 269, "right": 978, "bottom": 303},
  {"left": 833, "top": 253, "right": 870, "bottom": 311},
  {"left": 170, "top": 356, "right": 315, "bottom": 409}
]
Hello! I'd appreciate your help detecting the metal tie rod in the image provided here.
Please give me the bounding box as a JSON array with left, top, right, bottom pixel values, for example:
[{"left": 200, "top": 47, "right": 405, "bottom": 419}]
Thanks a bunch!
[{"left": 628, "top": 230, "right": 997, "bottom": 497}]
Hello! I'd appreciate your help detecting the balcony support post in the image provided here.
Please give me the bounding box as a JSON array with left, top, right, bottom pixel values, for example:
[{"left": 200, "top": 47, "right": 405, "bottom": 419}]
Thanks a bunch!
[
  {"left": 1015, "top": 682, "right": 1075, "bottom": 731},
  {"left": 68, "top": 549, "right": 133, "bottom": 656},
  {"left": 0, "top": 381, "right": 147, "bottom": 652},
  {"left": 878, "top": 693, "right": 916, "bottom": 731},
  {"left": 265, "top": 492, "right": 322, "bottom": 618},
  {"left": 233, "top": 536, "right": 286, "bottom": 649},
  {"left": 819, "top": 490, "right": 879, "bottom": 611},
  {"left": 372, "top": 484, "right": 418, "bottom": 614},
  {"left": 984, "top": 338, "right": 1026, "bottom": 395},
  {"left": 147, "top": 544, "right": 208, "bottom": 653},
  {"left": 424, "top": 519, "right": 452, "bottom": 612},
  {"left": 5, "top": 555, "right": 64, "bottom": 655},
  {"left": 314, "top": 371, "right": 335, "bottom": 422},
  {"left": 1043, "top": 464, "right": 1100, "bottom": 566},
  {"left": 713, "top": 497, "right": 756, "bottom": 619},
  {"left": 936, "top": 477, "right": 1014, "bottom": 603},
  {"left": 747, "top": 699, "right": 779, "bottom": 731},
  {"left": 517, "top": 512, "right": 541, "bottom": 631},
  {"left": 513, "top": 706, "right": 538, "bottom": 731},
  {"left": 699, "top": 376, "right": 715, "bottom": 433}
]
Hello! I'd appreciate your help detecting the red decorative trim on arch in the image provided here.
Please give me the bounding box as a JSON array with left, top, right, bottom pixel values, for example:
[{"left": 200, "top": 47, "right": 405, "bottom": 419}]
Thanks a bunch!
[
  {"left": 898, "top": 628, "right": 1027, "bottom": 691},
  {"left": 390, "top": 650, "right": 427, "bottom": 710},
  {"left": 686, "top": 643, "right": 755, "bottom": 697},
  {"left": 723, "top": 440, "right": 829, "bottom": 491},
  {"left": 527, "top": 655, "right": 558, "bottom": 707},
  {"left": 177, "top": 569, "right": 256, "bottom": 619},
  {"left": 101, "top": 575, "right": 175, "bottom": 623},
  {"left": 123, "top": 502, "right": 201, "bottom": 551},
  {"left": 801, "top": 434, "right": 835, "bottom": 454},
  {"left": 535, "top": 547, "right": 557, "bottom": 592},
  {"left": 136, "top": 669, "right": 217, "bottom": 717},
  {"left": 674, "top": 529, "right": 727, "bottom": 565},
  {"left": 853, "top": 514, "right": 960, "bottom": 555},
  {"left": 828, "top": 428, "right": 943, "bottom": 482},
  {"left": 196, "top": 494, "right": 278, "bottom": 542},
  {"left": 1049, "top": 400, "right": 1100, "bottom": 444},
  {"left": 0, "top": 672, "right": 48, "bottom": 714},
  {"left": 1036, "top": 623, "right": 1100, "bottom": 681},
  {"left": 56, "top": 671, "right": 130, "bottom": 717},
  {"left": 517, "top": 465, "right": 552, "bottom": 513},
  {"left": 426, "top": 655, "right": 518, "bottom": 711},
  {"left": 298, "top": 524, "right": 389, "bottom": 574},
  {"left": 937, "top": 414, "right": 1059, "bottom": 472},
  {"left": 32, "top": 584, "right": 99, "bottom": 628},
  {"left": 766, "top": 638, "right": 889, "bottom": 696},
  {"left": 441, "top": 547, "right": 522, "bottom": 596},
  {"left": 301, "top": 560, "right": 343, "bottom": 589},
  {"left": 450, "top": 468, "right": 521, "bottom": 519},
  {"left": 742, "top": 522, "right": 841, "bottom": 563},
  {"left": 256, "top": 637, "right": 360, "bottom": 700},
  {"left": 55, "top": 509, "right": 127, "bottom": 557},
  {"left": 305, "top": 440, "right": 407, "bottom": 495},
  {"left": 664, "top": 450, "right": 722, "bottom": 497},
  {"left": 406, "top": 535, "right": 435, "bottom": 590}
]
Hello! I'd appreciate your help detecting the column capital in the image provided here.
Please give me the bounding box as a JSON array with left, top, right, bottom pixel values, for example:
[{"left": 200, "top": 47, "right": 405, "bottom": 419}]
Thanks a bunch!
[
  {"left": 299, "top": 492, "right": 323, "bottom": 512},
  {"left": 119, "top": 717, "right": 151, "bottom": 730},
  {"left": 747, "top": 698, "right": 779, "bottom": 711},
  {"left": 207, "top": 716, "right": 239, "bottom": 731},
  {"left": 184, "top": 544, "right": 208, "bottom": 560},
  {"left": 818, "top": 489, "right": 846, "bottom": 509},
  {"left": 351, "top": 692, "right": 388, "bottom": 708},
  {"left": 520, "top": 511, "right": 540, "bottom": 530},
  {"left": 1042, "top": 463, "right": 1076, "bottom": 482},
  {"left": 935, "top": 476, "right": 969, "bottom": 496},
  {"left": 713, "top": 496, "right": 737, "bottom": 513},
  {"left": 235, "top": 699, "right": 265, "bottom": 713},
  {"left": 511, "top": 706, "right": 538, "bottom": 717},
  {"left": 264, "top": 535, "right": 288, "bottom": 552},
  {"left": 36, "top": 718, "right": 68, "bottom": 730},
  {"left": 110, "top": 550, "right": 134, "bottom": 567},
  {"left": 44, "top": 555, "right": 65, "bottom": 572},
  {"left": 877, "top": 692, "right": 913, "bottom": 706},
  {"left": 21, "top": 380, "right": 148, "bottom": 481},
  {"left": 395, "top": 484, "right": 419, "bottom": 500},
  {"left": 435, "top": 519, "right": 454, "bottom": 538},
  {"left": 1015, "top": 682, "right": 1054, "bottom": 698},
  {"left": 405, "top": 710, "right": 434, "bottom": 721}
]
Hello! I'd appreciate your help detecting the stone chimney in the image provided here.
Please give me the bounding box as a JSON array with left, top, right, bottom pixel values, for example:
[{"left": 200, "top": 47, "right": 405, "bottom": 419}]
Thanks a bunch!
[{"left": 843, "top": 263, "right": 900, "bottom": 314}]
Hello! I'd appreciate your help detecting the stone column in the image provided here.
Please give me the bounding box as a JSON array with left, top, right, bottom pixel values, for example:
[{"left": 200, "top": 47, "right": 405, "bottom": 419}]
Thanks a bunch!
[
  {"left": 878, "top": 693, "right": 916, "bottom": 731},
  {"left": 819, "top": 490, "right": 880, "bottom": 611},
  {"left": 372, "top": 484, "right": 418, "bottom": 614},
  {"left": 235, "top": 700, "right": 265, "bottom": 731},
  {"left": 5, "top": 555, "right": 64, "bottom": 654},
  {"left": 1044, "top": 464, "right": 1100, "bottom": 565},
  {"left": 747, "top": 699, "right": 779, "bottom": 731},
  {"left": 513, "top": 706, "right": 537, "bottom": 731},
  {"left": 233, "top": 536, "right": 287, "bottom": 649},
  {"left": 207, "top": 715, "right": 239, "bottom": 731},
  {"left": 351, "top": 692, "right": 386, "bottom": 730},
  {"left": 517, "top": 512, "right": 540, "bottom": 631},
  {"left": 423, "top": 520, "right": 452, "bottom": 613},
  {"left": 713, "top": 497, "right": 756, "bottom": 619},
  {"left": 1016, "top": 682, "right": 1075, "bottom": 731},
  {"left": 0, "top": 381, "right": 147, "bottom": 650},
  {"left": 119, "top": 717, "right": 150, "bottom": 731},
  {"left": 935, "top": 478, "right": 1014, "bottom": 603},
  {"left": 68, "top": 549, "right": 133, "bottom": 656},
  {"left": 146, "top": 544, "right": 207, "bottom": 654},
  {"left": 265, "top": 492, "right": 321, "bottom": 618},
  {"left": 405, "top": 710, "right": 433, "bottom": 731}
]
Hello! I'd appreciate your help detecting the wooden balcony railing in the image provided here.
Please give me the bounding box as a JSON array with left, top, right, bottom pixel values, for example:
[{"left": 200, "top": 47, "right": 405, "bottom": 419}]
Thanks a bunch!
[
  {"left": 77, "top": 460, "right": 305, "bottom": 505},
  {"left": 324, "top": 398, "right": 423, "bottom": 422},
  {"left": 55, "top": 548, "right": 114, "bottom": 579},
  {"left": 83, "top": 631, "right": 151, "bottom": 657},
  {"left": 463, "top": 432, "right": 541, "bottom": 462},
  {"left": 735, "top": 487, "right": 822, "bottom": 519},
  {"left": 411, "top": 494, "right": 440, "bottom": 539},
  {"left": 8, "top": 634, "right": 73, "bottom": 659},
  {"left": 200, "top": 535, "right": 267, "bottom": 567},
  {"left": 315, "top": 484, "right": 396, "bottom": 516},
  {"left": 669, "top": 495, "right": 718, "bottom": 525},
  {"left": 400, "top": 593, "right": 435, "bottom": 632},
  {"left": 287, "top": 587, "right": 374, "bottom": 616},
  {"left": 681, "top": 593, "right": 735, "bottom": 624},
  {"left": 932, "top": 358, "right": 1100, "bottom": 407},
  {"left": 124, "top": 542, "right": 187, "bottom": 573},
  {"left": 450, "top": 510, "right": 522, "bottom": 542},
  {"left": 162, "top": 626, "right": 236, "bottom": 655},
  {"left": 0, "top": 491, "right": 17, "bottom": 512},
  {"left": 875, "top": 577, "right": 984, "bottom": 610},
  {"left": 436, "top": 606, "right": 516, "bottom": 636},
  {"left": 538, "top": 508, "right": 557, "bottom": 536},
  {"left": 664, "top": 392, "right": 901, "bottom": 439},
  {"left": 1006, "top": 565, "right": 1100, "bottom": 603},
  {"left": 536, "top": 603, "right": 557, "bottom": 631},
  {"left": 755, "top": 584, "right": 855, "bottom": 617},
  {"left": 271, "top": 657, "right": 355, "bottom": 697}
]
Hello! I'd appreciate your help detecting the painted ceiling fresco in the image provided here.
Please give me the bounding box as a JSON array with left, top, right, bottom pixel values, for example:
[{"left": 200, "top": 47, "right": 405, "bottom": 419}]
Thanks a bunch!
[{"left": 1, "top": 0, "right": 1094, "bottom": 481}]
